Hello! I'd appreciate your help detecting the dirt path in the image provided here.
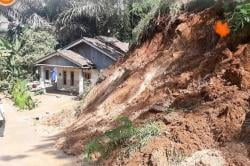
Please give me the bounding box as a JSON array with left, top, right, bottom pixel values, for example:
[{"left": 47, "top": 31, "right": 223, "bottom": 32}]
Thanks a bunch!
[{"left": 0, "top": 94, "right": 79, "bottom": 166}]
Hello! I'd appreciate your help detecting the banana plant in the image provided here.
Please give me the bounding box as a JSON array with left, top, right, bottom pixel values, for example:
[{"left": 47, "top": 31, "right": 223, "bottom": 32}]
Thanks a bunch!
[{"left": 0, "top": 37, "right": 26, "bottom": 85}]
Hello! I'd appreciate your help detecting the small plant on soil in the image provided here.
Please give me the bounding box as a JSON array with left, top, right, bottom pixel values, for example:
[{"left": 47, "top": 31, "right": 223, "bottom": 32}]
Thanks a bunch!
[
  {"left": 124, "top": 121, "right": 159, "bottom": 155},
  {"left": 83, "top": 117, "right": 159, "bottom": 161},
  {"left": 11, "top": 80, "right": 36, "bottom": 110},
  {"left": 166, "top": 147, "right": 185, "bottom": 165},
  {"left": 164, "top": 107, "right": 177, "bottom": 114}
]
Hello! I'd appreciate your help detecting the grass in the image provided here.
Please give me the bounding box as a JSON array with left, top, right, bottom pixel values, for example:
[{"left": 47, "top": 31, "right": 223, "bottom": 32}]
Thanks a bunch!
[
  {"left": 83, "top": 117, "right": 160, "bottom": 161},
  {"left": 123, "top": 122, "right": 159, "bottom": 156}
]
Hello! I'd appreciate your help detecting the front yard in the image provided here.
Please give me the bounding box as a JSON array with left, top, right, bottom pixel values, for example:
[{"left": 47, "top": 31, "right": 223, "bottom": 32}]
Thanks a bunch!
[{"left": 0, "top": 93, "right": 81, "bottom": 166}]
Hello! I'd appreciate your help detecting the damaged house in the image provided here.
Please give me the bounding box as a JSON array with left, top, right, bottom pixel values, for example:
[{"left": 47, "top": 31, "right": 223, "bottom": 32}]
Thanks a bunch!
[{"left": 35, "top": 36, "right": 128, "bottom": 94}]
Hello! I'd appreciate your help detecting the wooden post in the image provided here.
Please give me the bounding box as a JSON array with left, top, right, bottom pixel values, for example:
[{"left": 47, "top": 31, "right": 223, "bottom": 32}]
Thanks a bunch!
[{"left": 79, "top": 69, "right": 84, "bottom": 95}]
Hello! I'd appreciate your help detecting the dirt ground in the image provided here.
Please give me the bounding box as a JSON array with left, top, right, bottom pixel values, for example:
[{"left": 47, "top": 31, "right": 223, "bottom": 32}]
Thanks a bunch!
[{"left": 0, "top": 93, "right": 81, "bottom": 166}]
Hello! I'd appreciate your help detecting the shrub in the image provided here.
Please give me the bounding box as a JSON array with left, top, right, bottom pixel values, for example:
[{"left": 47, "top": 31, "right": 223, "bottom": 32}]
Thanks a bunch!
[
  {"left": 11, "top": 80, "right": 36, "bottom": 110},
  {"left": 0, "top": 80, "right": 10, "bottom": 92},
  {"left": 227, "top": 2, "right": 250, "bottom": 31},
  {"left": 84, "top": 117, "right": 136, "bottom": 160},
  {"left": 125, "top": 121, "right": 159, "bottom": 155},
  {"left": 84, "top": 117, "right": 159, "bottom": 161}
]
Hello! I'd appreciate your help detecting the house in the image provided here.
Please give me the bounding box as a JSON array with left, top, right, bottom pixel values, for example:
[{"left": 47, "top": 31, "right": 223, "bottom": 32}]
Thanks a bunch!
[{"left": 35, "top": 36, "right": 129, "bottom": 94}]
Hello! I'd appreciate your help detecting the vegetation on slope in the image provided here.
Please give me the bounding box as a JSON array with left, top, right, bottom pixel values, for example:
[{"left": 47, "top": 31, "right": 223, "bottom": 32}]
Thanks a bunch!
[
  {"left": 227, "top": 2, "right": 250, "bottom": 31},
  {"left": 84, "top": 117, "right": 159, "bottom": 161}
]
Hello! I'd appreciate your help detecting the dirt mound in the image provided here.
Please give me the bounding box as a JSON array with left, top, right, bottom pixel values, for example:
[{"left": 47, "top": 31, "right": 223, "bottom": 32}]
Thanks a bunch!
[{"left": 59, "top": 7, "right": 250, "bottom": 165}]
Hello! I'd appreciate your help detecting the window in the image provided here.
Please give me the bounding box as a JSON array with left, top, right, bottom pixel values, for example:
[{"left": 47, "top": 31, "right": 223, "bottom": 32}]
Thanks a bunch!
[
  {"left": 45, "top": 70, "right": 50, "bottom": 80},
  {"left": 70, "top": 71, "right": 74, "bottom": 86},
  {"left": 63, "top": 71, "right": 67, "bottom": 85},
  {"left": 83, "top": 72, "right": 91, "bottom": 80}
]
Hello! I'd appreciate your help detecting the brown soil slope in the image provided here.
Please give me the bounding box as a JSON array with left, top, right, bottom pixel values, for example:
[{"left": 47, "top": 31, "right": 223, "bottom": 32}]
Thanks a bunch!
[{"left": 60, "top": 8, "right": 250, "bottom": 165}]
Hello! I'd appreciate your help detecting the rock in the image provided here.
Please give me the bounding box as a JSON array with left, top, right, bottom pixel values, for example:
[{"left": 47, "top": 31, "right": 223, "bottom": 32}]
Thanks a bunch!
[
  {"left": 150, "top": 148, "right": 169, "bottom": 166},
  {"left": 180, "top": 149, "right": 226, "bottom": 166}
]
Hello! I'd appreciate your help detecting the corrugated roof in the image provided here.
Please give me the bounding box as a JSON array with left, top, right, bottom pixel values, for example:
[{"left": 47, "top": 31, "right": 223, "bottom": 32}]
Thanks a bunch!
[
  {"left": 63, "top": 36, "right": 129, "bottom": 60},
  {"left": 35, "top": 50, "right": 94, "bottom": 68},
  {"left": 97, "top": 36, "right": 129, "bottom": 52},
  {"left": 57, "top": 49, "right": 93, "bottom": 67}
]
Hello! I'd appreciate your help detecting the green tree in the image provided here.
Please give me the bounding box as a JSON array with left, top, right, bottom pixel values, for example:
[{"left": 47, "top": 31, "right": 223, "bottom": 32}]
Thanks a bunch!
[
  {"left": 0, "top": 27, "right": 57, "bottom": 86},
  {"left": 18, "top": 28, "right": 58, "bottom": 71},
  {"left": 0, "top": 38, "right": 26, "bottom": 90}
]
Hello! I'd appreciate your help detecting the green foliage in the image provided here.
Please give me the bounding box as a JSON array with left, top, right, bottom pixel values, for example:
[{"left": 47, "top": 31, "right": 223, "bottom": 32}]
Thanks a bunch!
[
  {"left": 125, "top": 122, "right": 159, "bottom": 154},
  {"left": 11, "top": 80, "right": 36, "bottom": 110},
  {"left": 19, "top": 28, "right": 58, "bottom": 68},
  {"left": 84, "top": 117, "right": 136, "bottom": 160},
  {"left": 84, "top": 117, "right": 159, "bottom": 161},
  {"left": 0, "top": 27, "right": 57, "bottom": 91},
  {"left": 0, "top": 38, "right": 12, "bottom": 57},
  {"left": 130, "top": 0, "right": 163, "bottom": 43},
  {"left": 0, "top": 81, "right": 9, "bottom": 92},
  {"left": 55, "top": 0, "right": 134, "bottom": 43},
  {"left": 0, "top": 0, "right": 225, "bottom": 44},
  {"left": 0, "top": 38, "right": 27, "bottom": 86},
  {"left": 228, "top": 2, "right": 250, "bottom": 31},
  {"left": 130, "top": 0, "right": 161, "bottom": 26},
  {"left": 0, "top": 0, "right": 182, "bottom": 43}
]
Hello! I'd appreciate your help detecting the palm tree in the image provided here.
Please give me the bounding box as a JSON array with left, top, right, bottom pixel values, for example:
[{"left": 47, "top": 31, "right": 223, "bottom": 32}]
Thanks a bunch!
[
  {"left": 55, "top": 0, "right": 136, "bottom": 43},
  {"left": 0, "top": 0, "right": 51, "bottom": 27}
]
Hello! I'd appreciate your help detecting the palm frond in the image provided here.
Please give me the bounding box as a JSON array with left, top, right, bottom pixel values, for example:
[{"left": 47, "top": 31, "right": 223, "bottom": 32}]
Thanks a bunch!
[
  {"left": 57, "top": 0, "right": 105, "bottom": 25},
  {"left": 26, "top": 13, "right": 51, "bottom": 29}
]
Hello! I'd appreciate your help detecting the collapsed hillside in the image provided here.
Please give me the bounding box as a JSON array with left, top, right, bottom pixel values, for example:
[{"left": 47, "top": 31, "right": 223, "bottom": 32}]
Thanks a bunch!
[{"left": 58, "top": 5, "right": 250, "bottom": 166}]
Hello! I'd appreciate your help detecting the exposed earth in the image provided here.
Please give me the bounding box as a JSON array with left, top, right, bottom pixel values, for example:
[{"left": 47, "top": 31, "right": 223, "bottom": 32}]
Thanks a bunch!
[
  {"left": 0, "top": 93, "right": 80, "bottom": 166},
  {"left": 57, "top": 7, "right": 250, "bottom": 166}
]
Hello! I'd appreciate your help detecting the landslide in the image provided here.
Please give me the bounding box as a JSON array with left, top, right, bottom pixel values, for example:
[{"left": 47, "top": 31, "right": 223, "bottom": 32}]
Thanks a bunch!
[{"left": 59, "top": 5, "right": 250, "bottom": 166}]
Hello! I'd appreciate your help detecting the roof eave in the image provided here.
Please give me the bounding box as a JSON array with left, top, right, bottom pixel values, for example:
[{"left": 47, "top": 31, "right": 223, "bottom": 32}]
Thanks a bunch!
[
  {"left": 35, "top": 51, "right": 94, "bottom": 69},
  {"left": 63, "top": 38, "right": 118, "bottom": 61}
]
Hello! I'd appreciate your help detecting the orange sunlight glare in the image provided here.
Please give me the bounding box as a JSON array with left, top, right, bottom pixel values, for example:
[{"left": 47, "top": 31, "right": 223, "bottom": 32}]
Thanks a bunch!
[
  {"left": 214, "top": 20, "right": 231, "bottom": 38},
  {"left": 0, "top": 0, "right": 16, "bottom": 6}
]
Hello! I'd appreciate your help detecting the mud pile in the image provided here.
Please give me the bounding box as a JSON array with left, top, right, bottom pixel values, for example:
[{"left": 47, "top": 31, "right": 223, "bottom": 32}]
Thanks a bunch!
[{"left": 59, "top": 7, "right": 250, "bottom": 165}]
